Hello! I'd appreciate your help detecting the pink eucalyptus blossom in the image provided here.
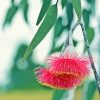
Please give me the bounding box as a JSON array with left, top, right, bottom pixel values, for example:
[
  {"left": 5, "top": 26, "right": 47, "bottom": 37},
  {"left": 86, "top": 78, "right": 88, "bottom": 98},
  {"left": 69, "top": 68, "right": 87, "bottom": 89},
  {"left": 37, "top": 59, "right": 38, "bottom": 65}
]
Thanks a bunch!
[
  {"left": 48, "top": 47, "right": 90, "bottom": 79},
  {"left": 34, "top": 46, "right": 91, "bottom": 89},
  {"left": 35, "top": 67, "right": 81, "bottom": 89}
]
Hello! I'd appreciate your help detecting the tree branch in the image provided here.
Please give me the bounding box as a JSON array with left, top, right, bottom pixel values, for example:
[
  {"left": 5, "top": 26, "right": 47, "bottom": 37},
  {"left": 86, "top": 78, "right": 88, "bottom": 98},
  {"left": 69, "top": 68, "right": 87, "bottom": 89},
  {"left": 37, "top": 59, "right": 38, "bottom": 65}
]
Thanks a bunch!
[
  {"left": 56, "top": 0, "right": 59, "bottom": 5},
  {"left": 79, "top": 22, "right": 100, "bottom": 94},
  {"left": 61, "top": 20, "right": 100, "bottom": 94},
  {"left": 61, "top": 22, "right": 79, "bottom": 53}
]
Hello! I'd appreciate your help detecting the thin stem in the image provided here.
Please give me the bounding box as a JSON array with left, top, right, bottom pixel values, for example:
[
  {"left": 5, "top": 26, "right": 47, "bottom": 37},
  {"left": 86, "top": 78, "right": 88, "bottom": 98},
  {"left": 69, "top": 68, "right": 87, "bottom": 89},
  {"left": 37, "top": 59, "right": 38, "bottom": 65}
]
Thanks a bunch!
[
  {"left": 79, "top": 22, "right": 100, "bottom": 94},
  {"left": 61, "top": 22, "right": 80, "bottom": 53},
  {"left": 98, "top": 20, "right": 100, "bottom": 75},
  {"left": 56, "top": 0, "right": 59, "bottom": 5}
]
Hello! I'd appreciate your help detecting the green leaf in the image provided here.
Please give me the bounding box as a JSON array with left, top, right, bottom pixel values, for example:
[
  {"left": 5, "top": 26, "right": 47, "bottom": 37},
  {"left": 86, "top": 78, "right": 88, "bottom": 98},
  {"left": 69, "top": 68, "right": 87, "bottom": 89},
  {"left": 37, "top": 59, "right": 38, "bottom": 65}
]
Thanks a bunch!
[
  {"left": 54, "top": 17, "right": 64, "bottom": 38},
  {"left": 84, "top": 27, "right": 94, "bottom": 52},
  {"left": 66, "top": 1, "right": 73, "bottom": 30},
  {"left": 3, "top": 5, "right": 18, "bottom": 28},
  {"left": 24, "top": 4, "right": 58, "bottom": 59},
  {"left": 61, "top": 0, "right": 67, "bottom": 8},
  {"left": 36, "top": 0, "right": 51, "bottom": 25},
  {"left": 83, "top": 80, "right": 96, "bottom": 100},
  {"left": 82, "top": 9, "right": 91, "bottom": 28},
  {"left": 50, "top": 44, "right": 63, "bottom": 54},
  {"left": 86, "top": 27, "right": 94, "bottom": 43},
  {"left": 86, "top": 0, "right": 95, "bottom": 14},
  {"left": 73, "top": 39, "right": 78, "bottom": 46},
  {"left": 11, "top": 0, "right": 14, "bottom": 4},
  {"left": 23, "top": 2, "right": 29, "bottom": 23},
  {"left": 50, "top": 17, "right": 64, "bottom": 54},
  {"left": 72, "top": 0, "right": 82, "bottom": 20},
  {"left": 52, "top": 90, "right": 66, "bottom": 100},
  {"left": 20, "top": 0, "right": 29, "bottom": 23},
  {"left": 86, "top": 0, "right": 95, "bottom": 5}
]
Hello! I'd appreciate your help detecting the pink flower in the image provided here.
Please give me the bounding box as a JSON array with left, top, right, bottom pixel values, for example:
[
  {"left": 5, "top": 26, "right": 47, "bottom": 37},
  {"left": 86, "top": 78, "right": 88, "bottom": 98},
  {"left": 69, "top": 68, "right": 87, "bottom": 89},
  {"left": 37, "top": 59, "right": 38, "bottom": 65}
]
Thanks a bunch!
[
  {"left": 48, "top": 51, "right": 90, "bottom": 79},
  {"left": 35, "top": 68, "right": 81, "bottom": 89},
  {"left": 34, "top": 46, "right": 91, "bottom": 89}
]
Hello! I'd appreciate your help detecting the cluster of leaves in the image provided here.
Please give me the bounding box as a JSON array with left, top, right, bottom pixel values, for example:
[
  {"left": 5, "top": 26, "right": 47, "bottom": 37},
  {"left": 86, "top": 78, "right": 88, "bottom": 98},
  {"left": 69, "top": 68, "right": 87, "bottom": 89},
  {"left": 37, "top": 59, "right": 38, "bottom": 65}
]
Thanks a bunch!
[
  {"left": 23, "top": 0, "right": 82, "bottom": 59},
  {"left": 3, "top": 0, "right": 97, "bottom": 100},
  {"left": 3, "top": 0, "right": 29, "bottom": 28}
]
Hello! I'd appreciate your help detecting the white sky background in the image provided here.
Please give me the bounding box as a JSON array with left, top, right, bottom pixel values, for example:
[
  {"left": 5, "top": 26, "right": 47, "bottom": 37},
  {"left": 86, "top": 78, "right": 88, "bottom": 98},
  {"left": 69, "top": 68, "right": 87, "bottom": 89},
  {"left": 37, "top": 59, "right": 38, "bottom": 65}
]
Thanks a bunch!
[{"left": 0, "top": 0, "right": 100, "bottom": 85}]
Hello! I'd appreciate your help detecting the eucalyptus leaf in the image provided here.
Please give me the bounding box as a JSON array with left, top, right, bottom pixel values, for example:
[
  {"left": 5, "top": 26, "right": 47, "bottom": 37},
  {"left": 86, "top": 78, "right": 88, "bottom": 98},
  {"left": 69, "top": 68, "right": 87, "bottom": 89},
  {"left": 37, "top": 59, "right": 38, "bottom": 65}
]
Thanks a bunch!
[
  {"left": 86, "top": 27, "right": 94, "bottom": 43},
  {"left": 66, "top": 1, "right": 73, "bottom": 30},
  {"left": 11, "top": 0, "right": 14, "bottom": 4},
  {"left": 86, "top": 0, "right": 95, "bottom": 5},
  {"left": 23, "top": 2, "right": 29, "bottom": 23},
  {"left": 86, "top": 0, "right": 95, "bottom": 14},
  {"left": 50, "top": 44, "right": 63, "bottom": 54},
  {"left": 61, "top": 0, "right": 67, "bottom": 8},
  {"left": 20, "top": 0, "right": 29, "bottom": 23},
  {"left": 52, "top": 90, "right": 66, "bottom": 100},
  {"left": 82, "top": 9, "right": 91, "bottom": 28},
  {"left": 50, "top": 17, "right": 64, "bottom": 54},
  {"left": 83, "top": 80, "right": 96, "bottom": 100},
  {"left": 54, "top": 17, "right": 64, "bottom": 39},
  {"left": 24, "top": 4, "right": 58, "bottom": 59},
  {"left": 3, "top": 5, "right": 18, "bottom": 28},
  {"left": 84, "top": 27, "right": 94, "bottom": 52},
  {"left": 36, "top": 0, "right": 51, "bottom": 25},
  {"left": 73, "top": 39, "right": 78, "bottom": 46},
  {"left": 72, "top": 0, "right": 81, "bottom": 20}
]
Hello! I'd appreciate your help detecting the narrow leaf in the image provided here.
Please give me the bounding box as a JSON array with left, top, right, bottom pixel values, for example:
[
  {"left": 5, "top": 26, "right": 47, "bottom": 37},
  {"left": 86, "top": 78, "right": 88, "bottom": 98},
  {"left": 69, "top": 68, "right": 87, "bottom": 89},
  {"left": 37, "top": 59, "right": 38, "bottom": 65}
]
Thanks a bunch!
[
  {"left": 87, "top": 0, "right": 95, "bottom": 14},
  {"left": 61, "top": 0, "right": 67, "bottom": 9},
  {"left": 86, "top": 0, "right": 95, "bottom": 6},
  {"left": 36, "top": 0, "right": 51, "bottom": 25},
  {"left": 83, "top": 80, "right": 96, "bottom": 100},
  {"left": 50, "top": 44, "right": 63, "bottom": 54},
  {"left": 72, "top": 0, "right": 81, "bottom": 20},
  {"left": 23, "top": 2, "right": 29, "bottom": 23},
  {"left": 24, "top": 5, "right": 58, "bottom": 59},
  {"left": 82, "top": 9, "right": 91, "bottom": 28},
  {"left": 3, "top": 5, "right": 18, "bottom": 28},
  {"left": 52, "top": 90, "right": 66, "bottom": 100},
  {"left": 73, "top": 39, "right": 78, "bottom": 46},
  {"left": 11, "top": 0, "right": 14, "bottom": 4},
  {"left": 54, "top": 17, "right": 64, "bottom": 38},
  {"left": 86, "top": 27, "right": 94, "bottom": 43},
  {"left": 84, "top": 27, "right": 94, "bottom": 52},
  {"left": 50, "top": 17, "right": 64, "bottom": 54},
  {"left": 20, "top": 0, "right": 29, "bottom": 23},
  {"left": 66, "top": 1, "right": 73, "bottom": 30}
]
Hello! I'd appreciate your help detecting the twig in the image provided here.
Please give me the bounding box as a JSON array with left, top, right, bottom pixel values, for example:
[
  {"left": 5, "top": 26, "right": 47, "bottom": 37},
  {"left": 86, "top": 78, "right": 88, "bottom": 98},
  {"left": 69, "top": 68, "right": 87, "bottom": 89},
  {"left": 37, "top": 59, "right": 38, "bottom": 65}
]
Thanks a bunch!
[
  {"left": 56, "top": 0, "right": 59, "bottom": 5},
  {"left": 61, "top": 22, "right": 79, "bottom": 53},
  {"left": 79, "top": 22, "right": 100, "bottom": 94}
]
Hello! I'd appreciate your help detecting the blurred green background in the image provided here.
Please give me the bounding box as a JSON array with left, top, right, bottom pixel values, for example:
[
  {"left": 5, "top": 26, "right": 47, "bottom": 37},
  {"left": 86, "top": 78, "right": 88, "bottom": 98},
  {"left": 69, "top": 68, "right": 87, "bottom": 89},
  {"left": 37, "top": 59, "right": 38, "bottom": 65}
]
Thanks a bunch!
[{"left": 0, "top": 0, "right": 100, "bottom": 100}]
